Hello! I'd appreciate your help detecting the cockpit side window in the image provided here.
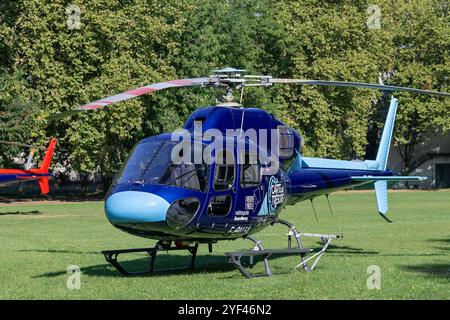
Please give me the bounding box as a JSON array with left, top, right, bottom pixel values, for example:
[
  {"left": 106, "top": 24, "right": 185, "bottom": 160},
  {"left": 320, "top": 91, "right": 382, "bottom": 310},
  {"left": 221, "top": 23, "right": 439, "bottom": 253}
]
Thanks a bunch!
[
  {"left": 213, "top": 150, "right": 235, "bottom": 191},
  {"left": 160, "top": 163, "right": 208, "bottom": 192},
  {"left": 116, "top": 139, "right": 209, "bottom": 192},
  {"left": 240, "top": 152, "right": 261, "bottom": 188},
  {"left": 278, "top": 125, "right": 295, "bottom": 159},
  {"left": 116, "top": 139, "right": 174, "bottom": 186},
  {"left": 208, "top": 195, "right": 232, "bottom": 216}
]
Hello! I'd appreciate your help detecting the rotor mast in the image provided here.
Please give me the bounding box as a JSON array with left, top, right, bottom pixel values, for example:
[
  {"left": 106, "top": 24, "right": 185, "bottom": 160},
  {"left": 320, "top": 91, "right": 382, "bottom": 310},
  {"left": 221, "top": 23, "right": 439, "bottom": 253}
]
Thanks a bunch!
[
  {"left": 210, "top": 67, "right": 273, "bottom": 107},
  {"left": 211, "top": 68, "right": 246, "bottom": 107}
]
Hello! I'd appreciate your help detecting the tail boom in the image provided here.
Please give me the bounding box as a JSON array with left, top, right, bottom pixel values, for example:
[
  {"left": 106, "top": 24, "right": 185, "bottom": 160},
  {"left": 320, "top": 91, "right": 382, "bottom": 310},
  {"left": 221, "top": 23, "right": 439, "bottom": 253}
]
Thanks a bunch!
[{"left": 287, "top": 96, "right": 425, "bottom": 221}]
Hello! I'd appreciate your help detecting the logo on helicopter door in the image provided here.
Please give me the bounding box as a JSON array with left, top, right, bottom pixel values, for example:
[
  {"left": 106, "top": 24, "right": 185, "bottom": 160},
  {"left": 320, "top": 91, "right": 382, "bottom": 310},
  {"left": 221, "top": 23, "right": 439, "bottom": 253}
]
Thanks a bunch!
[{"left": 268, "top": 176, "right": 285, "bottom": 214}]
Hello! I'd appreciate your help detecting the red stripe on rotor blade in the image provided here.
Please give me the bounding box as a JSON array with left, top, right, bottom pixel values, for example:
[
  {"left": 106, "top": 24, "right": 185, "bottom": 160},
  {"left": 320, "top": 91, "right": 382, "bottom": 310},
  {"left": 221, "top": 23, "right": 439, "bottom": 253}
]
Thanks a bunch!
[
  {"left": 126, "top": 87, "right": 157, "bottom": 95},
  {"left": 97, "top": 100, "right": 113, "bottom": 104},
  {"left": 167, "top": 79, "right": 194, "bottom": 85},
  {"left": 79, "top": 105, "right": 104, "bottom": 110}
]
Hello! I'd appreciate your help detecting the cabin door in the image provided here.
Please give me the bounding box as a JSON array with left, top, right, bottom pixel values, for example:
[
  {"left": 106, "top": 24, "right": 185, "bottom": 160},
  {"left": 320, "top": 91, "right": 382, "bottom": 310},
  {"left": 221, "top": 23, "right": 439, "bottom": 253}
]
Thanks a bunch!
[
  {"left": 202, "top": 149, "right": 237, "bottom": 227},
  {"left": 233, "top": 151, "right": 263, "bottom": 224}
]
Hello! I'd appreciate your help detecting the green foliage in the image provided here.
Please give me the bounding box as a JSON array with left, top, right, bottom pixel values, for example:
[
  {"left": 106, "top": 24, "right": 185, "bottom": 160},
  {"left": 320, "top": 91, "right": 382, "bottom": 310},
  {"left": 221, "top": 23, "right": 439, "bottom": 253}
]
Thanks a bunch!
[
  {"left": 276, "top": 0, "right": 390, "bottom": 158},
  {"left": 0, "top": 0, "right": 448, "bottom": 178},
  {"left": 1, "top": 0, "right": 188, "bottom": 176},
  {"left": 385, "top": 0, "right": 449, "bottom": 172},
  {"left": 0, "top": 71, "right": 45, "bottom": 167}
]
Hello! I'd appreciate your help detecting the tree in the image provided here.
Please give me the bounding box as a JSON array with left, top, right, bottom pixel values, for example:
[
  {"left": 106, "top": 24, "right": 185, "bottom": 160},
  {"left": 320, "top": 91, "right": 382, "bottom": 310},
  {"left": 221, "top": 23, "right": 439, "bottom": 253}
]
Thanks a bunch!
[
  {"left": 0, "top": 0, "right": 447, "bottom": 189},
  {"left": 1, "top": 0, "right": 190, "bottom": 183},
  {"left": 0, "top": 70, "right": 46, "bottom": 168},
  {"left": 274, "top": 0, "right": 393, "bottom": 159},
  {"left": 384, "top": 0, "right": 449, "bottom": 173}
]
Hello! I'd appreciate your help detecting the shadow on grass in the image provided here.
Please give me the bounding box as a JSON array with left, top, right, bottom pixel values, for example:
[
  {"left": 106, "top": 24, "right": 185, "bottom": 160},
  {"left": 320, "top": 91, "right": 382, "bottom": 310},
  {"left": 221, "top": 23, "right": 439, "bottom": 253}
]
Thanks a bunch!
[
  {"left": 431, "top": 239, "right": 450, "bottom": 244},
  {"left": 0, "top": 210, "right": 41, "bottom": 216},
  {"left": 34, "top": 254, "right": 238, "bottom": 278},
  {"left": 18, "top": 249, "right": 99, "bottom": 255},
  {"left": 427, "top": 237, "right": 450, "bottom": 251},
  {"left": 321, "top": 244, "right": 379, "bottom": 256},
  {"left": 34, "top": 246, "right": 348, "bottom": 278},
  {"left": 401, "top": 263, "right": 450, "bottom": 279},
  {"left": 399, "top": 236, "right": 450, "bottom": 279},
  {"left": 33, "top": 243, "right": 381, "bottom": 279},
  {"left": 0, "top": 194, "right": 104, "bottom": 203}
]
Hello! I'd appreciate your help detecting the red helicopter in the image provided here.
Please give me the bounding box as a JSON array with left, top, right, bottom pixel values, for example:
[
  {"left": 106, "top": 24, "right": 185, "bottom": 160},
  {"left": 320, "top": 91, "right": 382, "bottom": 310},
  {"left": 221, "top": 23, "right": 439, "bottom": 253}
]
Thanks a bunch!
[{"left": 0, "top": 138, "right": 57, "bottom": 195}]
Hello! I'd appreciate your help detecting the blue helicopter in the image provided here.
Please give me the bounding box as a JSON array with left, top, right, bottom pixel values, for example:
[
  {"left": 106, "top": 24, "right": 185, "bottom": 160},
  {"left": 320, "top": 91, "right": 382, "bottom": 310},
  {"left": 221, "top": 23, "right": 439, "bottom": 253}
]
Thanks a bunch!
[{"left": 60, "top": 68, "right": 449, "bottom": 277}]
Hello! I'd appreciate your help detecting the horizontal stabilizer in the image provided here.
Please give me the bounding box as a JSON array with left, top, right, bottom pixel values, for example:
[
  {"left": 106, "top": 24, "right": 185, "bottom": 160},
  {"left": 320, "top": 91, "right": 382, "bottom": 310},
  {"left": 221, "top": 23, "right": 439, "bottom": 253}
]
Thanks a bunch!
[{"left": 351, "top": 176, "right": 427, "bottom": 182}]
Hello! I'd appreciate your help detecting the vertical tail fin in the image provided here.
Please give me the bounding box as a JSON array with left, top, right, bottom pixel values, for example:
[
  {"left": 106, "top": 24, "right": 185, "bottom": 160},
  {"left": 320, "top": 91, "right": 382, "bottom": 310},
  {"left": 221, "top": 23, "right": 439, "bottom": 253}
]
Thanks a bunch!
[
  {"left": 38, "top": 178, "right": 50, "bottom": 195},
  {"left": 375, "top": 96, "right": 398, "bottom": 170},
  {"left": 37, "top": 138, "right": 57, "bottom": 174},
  {"left": 374, "top": 96, "right": 398, "bottom": 221},
  {"left": 36, "top": 138, "right": 56, "bottom": 195},
  {"left": 375, "top": 180, "right": 392, "bottom": 222}
]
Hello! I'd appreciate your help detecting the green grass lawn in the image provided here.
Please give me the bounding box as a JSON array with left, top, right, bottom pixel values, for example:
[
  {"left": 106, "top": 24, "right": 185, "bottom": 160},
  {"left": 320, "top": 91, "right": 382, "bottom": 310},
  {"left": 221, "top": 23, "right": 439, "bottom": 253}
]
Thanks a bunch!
[{"left": 0, "top": 190, "right": 449, "bottom": 299}]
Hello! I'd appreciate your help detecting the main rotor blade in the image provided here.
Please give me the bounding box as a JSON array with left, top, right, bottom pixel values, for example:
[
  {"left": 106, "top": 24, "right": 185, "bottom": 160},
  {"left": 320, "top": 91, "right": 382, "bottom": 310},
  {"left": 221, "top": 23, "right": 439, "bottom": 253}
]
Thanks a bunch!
[
  {"left": 49, "top": 73, "right": 449, "bottom": 122},
  {"left": 269, "top": 79, "right": 450, "bottom": 97},
  {"left": 50, "top": 77, "right": 213, "bottom": 121},
  {"left": 77, "top": 78, "right": 211, "bottom": 111},
  {"left": 0, "top": 141, "right": 33, "bottom": 148}
]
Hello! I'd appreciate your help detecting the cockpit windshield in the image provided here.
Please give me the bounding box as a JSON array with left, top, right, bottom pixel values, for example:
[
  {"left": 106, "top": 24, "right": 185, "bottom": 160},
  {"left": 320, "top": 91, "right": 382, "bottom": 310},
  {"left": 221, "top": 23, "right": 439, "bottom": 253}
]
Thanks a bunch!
[{"left": 116, "top": 138, "right": 208, "bottom": 192}]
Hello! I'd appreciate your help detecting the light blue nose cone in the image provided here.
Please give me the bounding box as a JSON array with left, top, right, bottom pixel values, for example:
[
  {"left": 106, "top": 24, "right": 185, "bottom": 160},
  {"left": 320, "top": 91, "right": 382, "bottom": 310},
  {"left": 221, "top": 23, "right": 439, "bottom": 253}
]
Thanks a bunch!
[{"left": 105, "top": 191, "right": 170, "bottom": 223}]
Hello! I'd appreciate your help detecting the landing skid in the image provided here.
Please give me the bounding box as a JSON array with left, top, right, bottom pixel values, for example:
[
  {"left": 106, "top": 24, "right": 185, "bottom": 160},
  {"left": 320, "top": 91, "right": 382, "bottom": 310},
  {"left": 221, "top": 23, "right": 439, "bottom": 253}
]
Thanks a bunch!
[
  {"left": 102, "top": 221, "right": 341, "bottom": 278},
  {"left": 225, "top": 219, "right": 342, "bottom": 278},
  {"left": 101, "top": 242, "right": 198, "bottom": 276}
]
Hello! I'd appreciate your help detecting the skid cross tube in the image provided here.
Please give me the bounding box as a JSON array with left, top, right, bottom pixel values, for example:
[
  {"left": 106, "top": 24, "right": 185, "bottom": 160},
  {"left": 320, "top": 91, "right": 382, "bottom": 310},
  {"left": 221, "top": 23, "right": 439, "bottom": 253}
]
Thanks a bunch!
[
  {"left": 102, "top": 242, "right": 199, "bottom": 276},
  {"left": 246, "top": 235, "right": 271, "bottom": 274},
  {"left": 273, "top": 218, "right": 310, "bottom": 271},
  {"left": 294, "top": 232, "right": 343, "bottom": 271},
  {"left": 225, "top": 247, "right": 313, "bottom": 279},
  {"left": 226, "top": 235, "right": 273, "bottom": 278},
  {"left": 225, "top": 219, "right": 342, "bottom": 278},
  {"left": 277, "top": 218, "right": 343, "bottom": 271},
  {"left": 225, "top": 233, "right": 313, "bottom": 278}
]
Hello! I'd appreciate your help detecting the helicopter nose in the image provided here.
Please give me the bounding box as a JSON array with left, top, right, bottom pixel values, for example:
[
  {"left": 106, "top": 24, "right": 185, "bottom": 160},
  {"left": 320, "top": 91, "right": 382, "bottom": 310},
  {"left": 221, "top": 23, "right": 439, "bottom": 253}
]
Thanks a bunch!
[{"left": 105, "top": 191, "right": 170, "bottom": 223}]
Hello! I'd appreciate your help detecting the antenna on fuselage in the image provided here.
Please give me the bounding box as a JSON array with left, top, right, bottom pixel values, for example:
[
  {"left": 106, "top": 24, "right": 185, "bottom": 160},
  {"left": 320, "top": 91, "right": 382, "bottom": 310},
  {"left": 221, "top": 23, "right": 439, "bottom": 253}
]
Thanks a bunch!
[
  {"left": 325, "top": 194, "right": 334, "bottom": 215},
  {"left": 239, "top": 85, "right": 245, "bottom": 105},
  {"left": 310, "top": 199, "right": 319, "bottom": 223}
]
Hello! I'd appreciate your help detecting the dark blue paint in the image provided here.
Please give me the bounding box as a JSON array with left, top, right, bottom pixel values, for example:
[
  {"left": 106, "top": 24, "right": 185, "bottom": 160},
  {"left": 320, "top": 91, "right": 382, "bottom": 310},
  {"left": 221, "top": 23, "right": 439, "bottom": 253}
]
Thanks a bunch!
[
  {"left": 0, "top": 173, "right": 50, "bottom": 186},
  {"left": 0, "top": 175, "right": 18, "bottom": 185},
  {"left": 106, "top": 106, "right": 389, "bottom": 241}
]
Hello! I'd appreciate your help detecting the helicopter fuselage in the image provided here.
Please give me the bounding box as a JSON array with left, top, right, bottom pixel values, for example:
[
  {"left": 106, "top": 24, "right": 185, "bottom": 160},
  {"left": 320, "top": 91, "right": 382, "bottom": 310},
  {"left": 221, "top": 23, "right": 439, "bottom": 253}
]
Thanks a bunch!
[{"left": 105, "top": 106, "right": 391, "bottom": 242}]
